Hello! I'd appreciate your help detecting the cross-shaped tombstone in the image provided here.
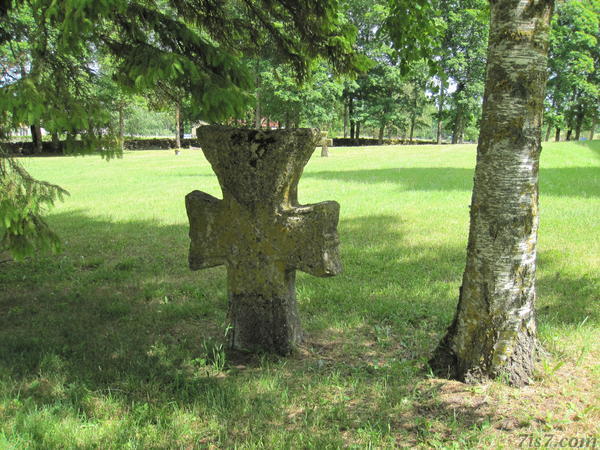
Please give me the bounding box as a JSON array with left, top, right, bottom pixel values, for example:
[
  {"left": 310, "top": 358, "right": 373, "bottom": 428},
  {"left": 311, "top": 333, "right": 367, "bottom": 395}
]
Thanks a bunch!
[
  {"left": 319, "top": 131, "right": 333, "bottom": 157},
  {"left": 186, "top": 126, "right": 342, "bottom": 355}
]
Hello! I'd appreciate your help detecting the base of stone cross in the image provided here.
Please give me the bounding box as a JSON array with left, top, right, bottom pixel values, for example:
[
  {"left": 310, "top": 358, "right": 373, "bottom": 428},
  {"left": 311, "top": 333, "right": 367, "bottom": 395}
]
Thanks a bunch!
[{"left": 228, "top": 271, "right": 302, "bottom": 355}]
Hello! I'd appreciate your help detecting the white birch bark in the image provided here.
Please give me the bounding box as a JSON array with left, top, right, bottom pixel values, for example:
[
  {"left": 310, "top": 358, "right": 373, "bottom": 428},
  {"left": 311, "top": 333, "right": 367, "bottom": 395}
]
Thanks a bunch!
[{"left": 431, "top": 0, "right": 554, "bottom": 386}]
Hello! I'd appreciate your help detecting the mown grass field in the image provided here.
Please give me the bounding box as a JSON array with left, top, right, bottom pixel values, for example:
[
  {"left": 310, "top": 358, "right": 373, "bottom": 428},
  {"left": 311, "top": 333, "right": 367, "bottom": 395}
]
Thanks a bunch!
[{"left": 1, "top": 140, "right": 598, "bottom": 448}]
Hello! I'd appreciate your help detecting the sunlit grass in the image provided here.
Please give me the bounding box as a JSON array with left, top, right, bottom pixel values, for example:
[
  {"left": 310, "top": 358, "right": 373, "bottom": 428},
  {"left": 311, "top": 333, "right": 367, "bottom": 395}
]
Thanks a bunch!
[{"left": 1, "top": 140, "right": 598, "bottom": 448}]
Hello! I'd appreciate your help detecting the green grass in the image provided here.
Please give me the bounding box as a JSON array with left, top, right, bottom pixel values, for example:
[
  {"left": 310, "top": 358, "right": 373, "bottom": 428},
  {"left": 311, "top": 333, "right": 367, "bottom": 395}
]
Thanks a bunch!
[{"left": 1, "top": 140, "right": 599, "bottom": 448}]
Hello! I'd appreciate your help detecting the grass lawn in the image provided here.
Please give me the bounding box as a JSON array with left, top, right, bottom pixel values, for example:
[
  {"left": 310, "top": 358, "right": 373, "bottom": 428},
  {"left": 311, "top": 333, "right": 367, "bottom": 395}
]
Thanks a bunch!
[{"left": 1, "top": 140, "right": 598, "bottom": 448}]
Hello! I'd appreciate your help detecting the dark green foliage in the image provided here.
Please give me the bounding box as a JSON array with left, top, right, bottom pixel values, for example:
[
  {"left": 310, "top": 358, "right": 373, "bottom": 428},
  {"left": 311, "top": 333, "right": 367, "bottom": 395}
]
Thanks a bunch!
[
  {"left": 0, "top": 2, "right": 121, "bottom": 157},
  {"left": 0, "top": 0, "right": 361, "bottom": 260},
  {"left": 0, "top": 152, "right": 68, "bottom": 260},
  {"left": 385, "top": 0, "right": 441, "bottom": 74},
  {"left": 257, "top": 60, "right": 345, "bottom": 128},
  {"left": 1, "top": 0, "right": 361, "bottom": 130},
  {"left": 546, "top": 0, "right": 599, "bottom": 140}
]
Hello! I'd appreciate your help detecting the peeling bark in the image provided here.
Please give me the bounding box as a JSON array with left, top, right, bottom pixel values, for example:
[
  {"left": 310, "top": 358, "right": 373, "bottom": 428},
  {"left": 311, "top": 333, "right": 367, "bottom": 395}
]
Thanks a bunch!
[{"left": 430, "top": 0, "right": 554, "bottom": 387}]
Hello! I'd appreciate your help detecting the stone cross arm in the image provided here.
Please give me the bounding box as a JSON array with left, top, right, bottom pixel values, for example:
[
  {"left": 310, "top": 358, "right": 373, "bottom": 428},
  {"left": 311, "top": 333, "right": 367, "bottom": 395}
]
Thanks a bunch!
[
  {"left": 186, "top": 190, "right": 341, "bottom": 277},
  {"left": 185, "top": 190, "right": 226, "bottom": 270},
  {"left": 278, "top": 201, "right": 341, "bottom": 277}
]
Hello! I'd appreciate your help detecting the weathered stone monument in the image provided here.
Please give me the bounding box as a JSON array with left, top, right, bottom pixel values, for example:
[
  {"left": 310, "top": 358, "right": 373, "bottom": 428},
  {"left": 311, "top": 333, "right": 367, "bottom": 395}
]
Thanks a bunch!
[
  {"left": 186, "top": 126, "right": 342, "bottom": 354},
  {"left": 320, "top": 131, "right": 332, "bottom": 157}
]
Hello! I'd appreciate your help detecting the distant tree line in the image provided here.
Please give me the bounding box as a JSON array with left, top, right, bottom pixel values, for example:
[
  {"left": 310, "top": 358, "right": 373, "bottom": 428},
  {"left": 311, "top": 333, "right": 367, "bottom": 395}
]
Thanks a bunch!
[
  {"left": 248, "top": 0, "right": 597, "bottom": 143},
  {"left": 545, "top": 0, "right": 599, "bottom": 142},
  {"left": 2, "top": 0, "right": 596, "bottom": 148}
]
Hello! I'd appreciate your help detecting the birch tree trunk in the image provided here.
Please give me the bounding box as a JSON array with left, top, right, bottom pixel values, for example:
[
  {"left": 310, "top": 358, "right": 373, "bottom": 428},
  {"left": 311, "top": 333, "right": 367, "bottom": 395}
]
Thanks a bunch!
[{"left": 430, "top": 0, "right": 554, "bottom": 387}]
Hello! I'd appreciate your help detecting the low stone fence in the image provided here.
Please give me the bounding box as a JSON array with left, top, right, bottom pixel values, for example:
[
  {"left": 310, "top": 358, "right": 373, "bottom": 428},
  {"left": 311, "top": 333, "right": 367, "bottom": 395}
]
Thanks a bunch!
[
  {"left": 1, "top": 141, "right": 67, "bottom": 156},
  {"left": 125, "top": 138, "right": 200, "bottom": 150},
  {"left": 2, "top": 136, "right": 440, "bottom": 156},
  {"left": 332, "top": 138, "right": 438, "bottom": 146},
  {"left": 2, "top": 138, "right": 202, "bottom": 156}
]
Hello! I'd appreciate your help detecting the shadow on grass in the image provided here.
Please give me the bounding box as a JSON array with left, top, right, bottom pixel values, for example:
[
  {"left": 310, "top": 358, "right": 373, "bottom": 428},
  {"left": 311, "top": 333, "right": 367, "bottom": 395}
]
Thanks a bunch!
[
  {"left": 0, "top": 211, "right": 596, "bottom": 445},
  {"left": 573, "top": 139, "right": 600, "bottom": 160},
  {"left": 303, "top": 167, "right": 600, "bottom": 198},
  {"left": 537, "top": 250, "right": 599, "bottom": 327}
]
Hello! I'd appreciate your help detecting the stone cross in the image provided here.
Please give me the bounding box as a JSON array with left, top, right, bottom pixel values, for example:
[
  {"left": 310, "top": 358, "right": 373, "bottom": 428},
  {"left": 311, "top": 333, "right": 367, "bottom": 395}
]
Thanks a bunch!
[
  {"left": 186, "top": 126, "right": 342, "bottom": 355},
  {"left": 320, "top": 131, "right": 332, "bottom": 157}
]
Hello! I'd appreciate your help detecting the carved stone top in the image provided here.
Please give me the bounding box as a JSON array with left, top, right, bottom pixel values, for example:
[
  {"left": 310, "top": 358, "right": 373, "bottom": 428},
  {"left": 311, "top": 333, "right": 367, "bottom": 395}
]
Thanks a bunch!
[{"left": 196, "top": 126, "right": 321, "bottom": 210}]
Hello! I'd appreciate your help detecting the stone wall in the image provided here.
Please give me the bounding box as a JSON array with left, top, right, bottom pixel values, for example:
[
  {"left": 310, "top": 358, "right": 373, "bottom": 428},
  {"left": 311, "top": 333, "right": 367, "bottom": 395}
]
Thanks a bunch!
[
  {"left": 2, "top": 138, "right": 201, "bottom": 156},
  {"left": 332, "top": 138, "right": 438, "bottom": 146},
  {"left": 3, "top": 136, "right": 440, "bottom": 156},
  {"left": 125, "top": 138, "right": 201, "bottom": 150}
]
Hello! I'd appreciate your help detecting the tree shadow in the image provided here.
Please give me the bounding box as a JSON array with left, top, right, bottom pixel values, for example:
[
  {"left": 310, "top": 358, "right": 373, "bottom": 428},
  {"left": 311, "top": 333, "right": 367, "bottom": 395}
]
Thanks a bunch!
[
  {"left": 537, "top": 251, "right": 599, "bottom": 326},
  {"left": 303, "top": 167, "right": 600, "bottom": 198},
  {"left": 0, "top": 210, "right": 596, "bottom": 445},
  {"left": 573, "top": 140, "right": 600, "bottom": 160}
]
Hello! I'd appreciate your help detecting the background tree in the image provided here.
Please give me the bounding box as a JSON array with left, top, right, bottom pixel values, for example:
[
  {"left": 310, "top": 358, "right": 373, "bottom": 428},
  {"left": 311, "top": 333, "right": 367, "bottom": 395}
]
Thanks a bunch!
[
  {"left": 430, "top": 0, "right": 554, "bottom": 386},
  {"left": 545, "top": 0, "right": 599, "bottom": 141},
  {"left": 257, "top": 61, "right": 344, "bottom": 130},
  {"left": 433, "top": 0, "right": 489, "bottom": 144},
  {"left": 402, "top": 61, "right": 433, "bottom": 142},
  {"left": 359, "top": 61, "right": 406, "bottom": 143},
  {"left": 341, "top": 0, "right": 390, "bottom": 140},
  {"left": 121, "top": 99, "right": 176, "bottom": 137}
]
